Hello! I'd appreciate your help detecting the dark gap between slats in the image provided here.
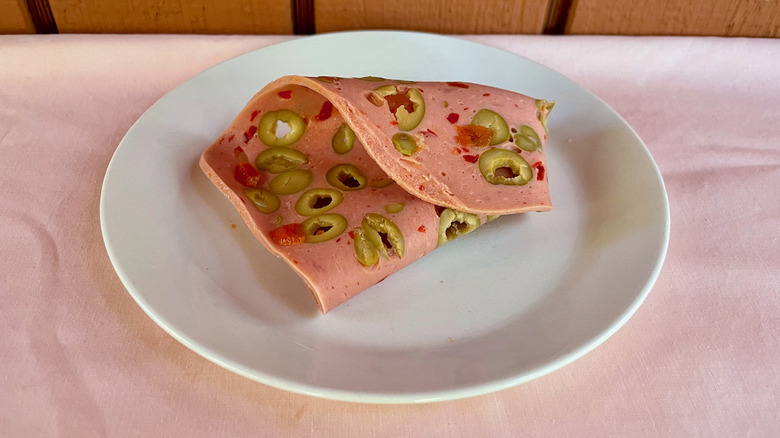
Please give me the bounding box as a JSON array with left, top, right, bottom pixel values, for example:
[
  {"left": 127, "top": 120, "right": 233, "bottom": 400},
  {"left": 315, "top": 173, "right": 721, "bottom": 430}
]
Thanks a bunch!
[
  {"left": 292, "top": 0, "right": 316, "bottom": 35},
  {"left": 543, "top": 0, "right": 575, "bottom": 35},
  {"left": 25, "top": 0, "right": 58, "bottom": 34}
]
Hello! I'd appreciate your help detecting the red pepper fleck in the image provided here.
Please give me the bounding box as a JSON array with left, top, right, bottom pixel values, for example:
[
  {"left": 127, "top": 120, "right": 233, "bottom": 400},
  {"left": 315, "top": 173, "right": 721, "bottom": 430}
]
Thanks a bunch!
[
  {"left": 455, "top": 147, "right": 462, "bottom": 154},
  {"left": 463, "top": 107, "right": 469, "bottom": 111},
  {"left": 235, "top": 162, "right": 263, "bottom": 187},
  {"left": 250, "top": 110, "right": 259, "bottom": 121},
  {"left": 483, "top": 93, "right": 490, "bottom": 97},
  {"left": 462, "top": 147, "right": 470, "bottom": 153},
  {"left": 419, "top": 185, "right": 425, "bottom": 191},
  {"left": 384, "top": 93, "right": 414, "bottom": 114},
  {"left": 348, "top": 230, "right": 355, "bottom": 239},
  {"left": 463, "top": 154, "right": 479, "bottom": 163},
  {"left": 243, "top": 125, "right": 257, "bottom": 143},
  {"left": 446, "top": 81, "right": 469, "bottom": 89},
  {"left": 315, "top": 100, "right": 334, "bottom": 121},
  {"left": 218, "top": 136, "right": 224, "bottom": 144},
  {"left": 227, "top": 134, "right": 235, "bottom": 142},
  {"left": 533, "top": 162, "right": 546, "bottom": 181},
  {"left": 270, "top": 224, "right": 305, "bottom": 246},
  {"left": 277, "top": 90, "right": 292, "bottom": 99},
  {"left": 446, "top": 113, "right": 460, "bottom": 124},
  {"left": 293, "top": 259, "right": 299, "bottom": 264},
  {"left": 417, "top": 225, "right": 426, "bottom": 232},
  {"left": 390, "top": 120, "right": 398, "bottom": 126},
  {"left": 425, "top": 129, "right": 437, "bottom": 136},
  {"left": 336, "top": 238, "right": 341, "bottom": 243},
  {"left": 455, "top": 125, "right": 492, "bottom": 148}
]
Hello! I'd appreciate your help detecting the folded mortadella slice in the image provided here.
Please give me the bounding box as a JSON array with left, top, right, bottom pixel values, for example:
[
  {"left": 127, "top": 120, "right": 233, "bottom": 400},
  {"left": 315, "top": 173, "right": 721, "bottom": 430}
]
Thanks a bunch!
[
  {"left": 200, "top": 76, "right": 552, "bottom": 312},
  {"left": 263, "top": 75, "right": 553, "bottom": 215}
]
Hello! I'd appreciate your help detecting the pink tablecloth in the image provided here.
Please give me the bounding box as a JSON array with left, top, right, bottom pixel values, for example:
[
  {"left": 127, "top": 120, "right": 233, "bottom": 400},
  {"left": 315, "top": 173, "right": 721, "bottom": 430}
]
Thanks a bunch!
[{"left": 1, "top": 34, "right": 778, "bottom": 437}]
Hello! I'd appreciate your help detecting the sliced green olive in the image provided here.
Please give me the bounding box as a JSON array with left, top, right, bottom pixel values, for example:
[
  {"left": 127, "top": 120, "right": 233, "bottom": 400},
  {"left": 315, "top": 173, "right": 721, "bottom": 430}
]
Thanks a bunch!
[
  {"left": 369, "top": 177, "right": 395, "bottom": 188},
  {"left": 384, "top": 203, "right": 405, "bottom": 214},
  {"left": 243, "top": 187, "right": 280, "bottom": 214},
  {"left": 520, "top": 125, "right": 538, "bottom": 138},
  {"left": 331, "top": 123, "right": 356, "bottom": 154},
  {"left": 372, "top": 85, "right": 426, "bottom": 131},
  {"left": 255, "top": 147, "right": 308, "bottom": 173},
  {"left": 358, "top": 76, "right": 386, "bottom": 82},
  {"left": 362, "top": 213, "right": 405, "bottom": 258},
  {"left": 361, "top": 223, "right": 388, "bottom": 258},
  {"left": 515, "top": 125, "right": 541, "bottom": 151},
  {"left": 326, "top": 163, "right": 367, "bottom": 191},
  {"left": 353, "top": 227, "right": 379, "bottom": 267},
  {"left": 391, "top": 133, "right": 419, "bottom": 156},
  {"left": 478, "top": 148, "right": 533, "bottom": 186},
  {"left": 396, "top": 79, "right": 417, "bottom": 84},
  {"left": 315, "top": 76, "right": 339, "bottom": 83},
  {"left": 373, "top": 85, "right": 397, "bottom": 97},
  {"left": 269, "top": 169, "right": 311, "bottom": 195},
  {"left": 535, "top": 99, "right": 555, "bottom": 134},
  {"left": 471, "top": 109, "right": 510, "bottom": 145},
  {"left": 295, "top": 188, "right": 343, "bottom": 216},
  {"left": 437, "top": 209, "right": 481, "bottom": 246},
  {"left": 302, "top": 214, "right": 347, "bottom": 243},
  {"left": 258, "top": 109, "right": 306, "bottom": 147},
  {"left": 396, "top": 88, "right": 425, "bottom": 131}
]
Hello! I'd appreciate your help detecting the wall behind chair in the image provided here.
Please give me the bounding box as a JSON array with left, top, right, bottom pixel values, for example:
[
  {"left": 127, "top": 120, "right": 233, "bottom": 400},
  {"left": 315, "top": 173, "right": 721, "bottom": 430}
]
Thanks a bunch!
[{"left": 2, "top": 0, "right": 778, "bottom": 37}]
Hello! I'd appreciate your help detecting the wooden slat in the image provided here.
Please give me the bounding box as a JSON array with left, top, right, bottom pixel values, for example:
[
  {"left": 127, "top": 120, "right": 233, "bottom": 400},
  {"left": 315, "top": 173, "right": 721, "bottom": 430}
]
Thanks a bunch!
[
  {"left": 567, "top": 0, "right": 780, "bottom": 37},
  {"left": 0, "top": 0, "right": 34, "bottom": 33},
  {"left": 48, "top": 0, "right": 293, "bottom": 34},
  {"left": 314, "top": 0, "right": 549, "bottom": 34}
]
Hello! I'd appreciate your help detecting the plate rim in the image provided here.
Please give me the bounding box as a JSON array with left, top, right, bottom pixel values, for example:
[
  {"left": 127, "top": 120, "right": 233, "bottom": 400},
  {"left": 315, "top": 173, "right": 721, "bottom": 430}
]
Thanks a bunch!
[{"left": 100, "top": 30, "right": 670, "bottom": 404}]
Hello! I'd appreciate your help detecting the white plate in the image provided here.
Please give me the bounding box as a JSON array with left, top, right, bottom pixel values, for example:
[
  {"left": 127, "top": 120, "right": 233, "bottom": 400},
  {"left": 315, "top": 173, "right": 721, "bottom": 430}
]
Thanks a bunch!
[{"left": 101, "top": 31, "right": 669, "bottom": 403}]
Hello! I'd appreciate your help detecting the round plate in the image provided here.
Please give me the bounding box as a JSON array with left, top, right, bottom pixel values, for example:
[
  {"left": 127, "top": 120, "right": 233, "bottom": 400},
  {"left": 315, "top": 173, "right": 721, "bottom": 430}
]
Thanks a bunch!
[{"left": 100, "top": 31, "right": 669, "bottom": 403}]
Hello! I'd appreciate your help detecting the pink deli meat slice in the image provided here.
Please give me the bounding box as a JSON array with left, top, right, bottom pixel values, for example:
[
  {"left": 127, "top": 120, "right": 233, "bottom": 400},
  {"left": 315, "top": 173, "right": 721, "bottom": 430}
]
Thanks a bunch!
[
  {"left": 200, "top": 77, "right": 552, "bottom": 312},
  {"left": 272, "top": 75, "right": 552, "bottom": 215}
]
